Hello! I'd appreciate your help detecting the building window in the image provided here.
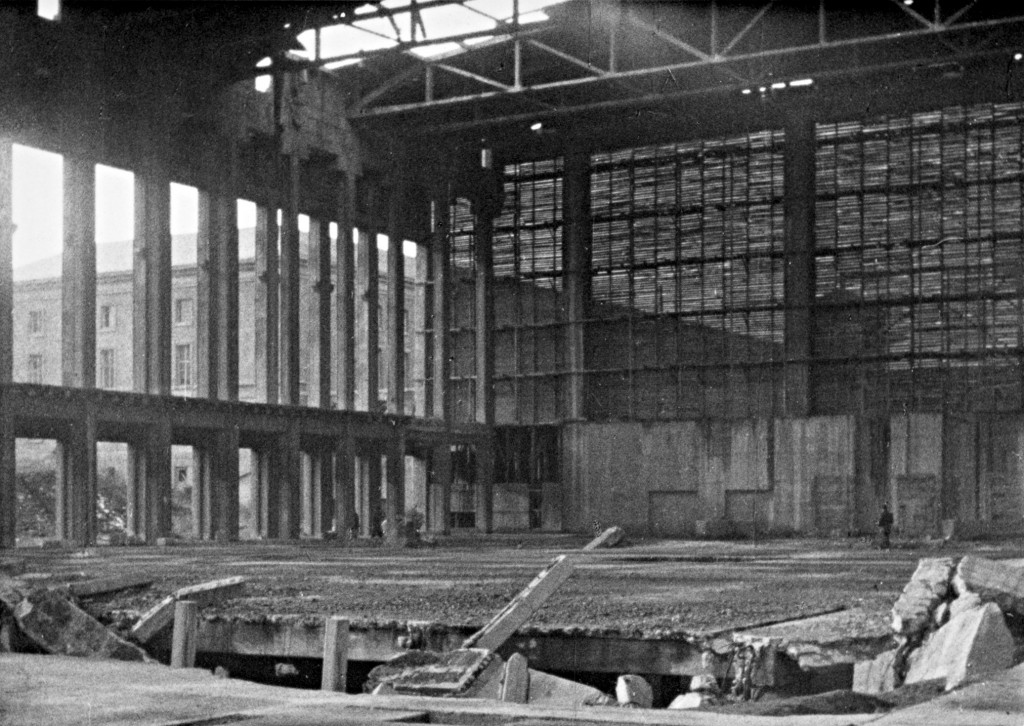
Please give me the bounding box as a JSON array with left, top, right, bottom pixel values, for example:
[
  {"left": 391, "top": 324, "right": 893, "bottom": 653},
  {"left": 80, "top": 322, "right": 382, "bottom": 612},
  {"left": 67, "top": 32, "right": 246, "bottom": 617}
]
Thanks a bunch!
[
  {"left": 27, "top": 354, "right": 44, "bottom": 384},
  {"left": 174, "top": 344, "right": 193, "bottom": 388},
  {"left": 174, "top": 298, "right": 193, "bottom": 325},
  {"left": 174, "top": 466, "right": 190, "bottom": 486},
  {"left": 98, "top": 348, "right": 116, "bottom": 389},
  {"left": 28, "top": 310, "right": 44, "bottom": 336},
  {"left": 37, "top": 0, "right": 59, "bottom": 20},
  {"left": 98, "top": 304, "right": 116, "bottom": 331}
]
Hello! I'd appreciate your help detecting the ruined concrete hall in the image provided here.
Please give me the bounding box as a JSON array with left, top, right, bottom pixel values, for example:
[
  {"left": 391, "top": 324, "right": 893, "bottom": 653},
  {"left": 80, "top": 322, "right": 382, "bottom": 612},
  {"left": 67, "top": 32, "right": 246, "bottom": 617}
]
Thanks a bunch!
[{"left": 3, "top": 0, "right": 1024, "bottom": 723}]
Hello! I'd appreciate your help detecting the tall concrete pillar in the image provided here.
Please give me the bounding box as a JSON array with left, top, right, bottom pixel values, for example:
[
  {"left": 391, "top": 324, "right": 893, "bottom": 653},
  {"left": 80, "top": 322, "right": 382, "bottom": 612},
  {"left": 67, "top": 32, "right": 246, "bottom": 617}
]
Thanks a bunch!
[
  {"left": 0, "top": 141, "right": 13, "bottom": 548},
  {"left": 366, "top": 452, "right": 383, "bottom": 537},
  {"left": 193, "top": 428, "right": 239, "bottom": 541},
  {"left": 428, "top": 192, "right": 451, "bottom": 420},
  {"left": 0, "top": 139, "right": 12, "bottom": 386},
  {"left": 280, "top": 154, "right": 301, "bottom": 406},
  {"left": 474, "top": 167, "right": 496, "bottom": 533},
  {"left": 335, "top": 173, "right": 356, "bottom": 411},
  {"left": 783, "top": 112, "right": 816, "bottom": 416},
  {"left": 218, "top": 147, "right": 240, "bottom": 402},
  {"left": 58, "top": 412, "right": 97, "bottom": 545},
  {"left": 312, "top": 449, "right": 333, "bottom": 537},
  {"left": 276, "top": 426, "right": 302, "bottom": 539},
  {"left": 196, "top": 188, "right": 222, "bottom": 399},
  {"left": 254, "top": 203, "right": 280, "bottom": 404},
  {"left": 255, "top": 447, "right": 275, "bottom": 538},
  {"left": 363, "top": 228, "right": 381, "bottom": 412},
  {"left": 386, "top": 175, "right": 406, "bottom": 415},
  {"left": 309, "top": 218, "right": 333, "bottom": 408},
  {"left": 62, "top": 156, "right": 96, "bottom": 389},
  {"left": 385, "top": 431, "right": 405, "bottom": 542},
  {"left": 133, "top": 160, "right": 172, "bottom": 395},
  {"left": 563, "top": 149, "right": 592, "bottom": 421},
  {"left": 334, "top": 432, "right": 355, "bottom": 539},
  {"left": 131, "top": 420, "right": 173, "bottom": 541},
  {"left": 430, "top": 443, "right": 451, "bottom": 535}
]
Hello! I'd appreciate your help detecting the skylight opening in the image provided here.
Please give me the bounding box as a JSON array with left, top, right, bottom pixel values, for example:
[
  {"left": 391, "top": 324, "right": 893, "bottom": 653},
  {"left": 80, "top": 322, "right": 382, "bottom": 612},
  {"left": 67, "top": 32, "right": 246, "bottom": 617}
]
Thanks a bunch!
[
  {"left": 410, "top": 41, "right": 466, "bottom": 59},
  {"left": 37, "top": 0, "right": 59, "bottom": 20},
  {"left": 324, "top": 58, "right": 363, "bottom": 70}
]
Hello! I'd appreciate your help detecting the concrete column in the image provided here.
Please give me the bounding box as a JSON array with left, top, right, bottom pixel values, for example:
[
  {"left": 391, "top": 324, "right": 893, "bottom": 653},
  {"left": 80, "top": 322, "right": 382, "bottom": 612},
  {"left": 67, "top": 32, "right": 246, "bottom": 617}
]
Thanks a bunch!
[
  {"left": 563, "top": 150, "right": 592, "bottom": 421},
  {"left": 214, "top": 428, "right": 240, "bottom": 541},
  {"left": 0, "top": 139, "right": 12, "bottom": 386},
  {"left": 386, "top": 177, "right": 406, "bottom": 415},
  {"left": 196, "top": 188, "right": 222, "bottom": 399},
  {"left": 276, "top": 426, "right": 302, "bottom": 539},
  {"left": 430, "top": 443, "right": 451, "bottom": 535},
  {"left": 385, "top": 432, "right": 406, "bottom": 541},
  {"left": 474, "top": 213, "right": 495, "bottom": 425},
  {"left": 0, "top": 389, "right": 15, "bottom": 548},
  {"left": 475, "top": 437, "right": 494, "bottom": 534},
  {"left": 62, "top": 156, "right": 97, "bottom": 389},
  {"left": 218, "top": 146, "right": 240, "bottom": 402},
  {"left": 364, "top": 228, "right": 381, "bottom": 412},
  {"left": 256, "top": 447, "right": 276, "bottom": 538},
  {"left": 127, "top": 420, "right": 173, "bottom": 543},
  {"left": 310, "top": 218, "right": 333, "bottom": 408},
  {"left": 335, "top": 173, "right": 356, "bottom": 410},
  {"left": 254, "top": 203, "right": 279, "bottom": 404},
  {"left": 58, "top": 412, "right": 97, "bottom": 545},
  {"left": 280, "top": 153, "right": 301, "bottom": 406},
  {"left": 0, "top": 142, "right": 11, "bottom": 547},
  {"left": 133, "top": 162, "right": 172, "bottom": 395},
  {"left": 366, "top": 452, "right": 383, "bottom": 537},
  {"left": 334, "top": 432, "right": 355, "bottom": 539},
  {"left": 783, "top": 112, "right": 816, "bottom": 416},
  {"left": 313, "top": 449, "right": 334, "bottom": 537}
]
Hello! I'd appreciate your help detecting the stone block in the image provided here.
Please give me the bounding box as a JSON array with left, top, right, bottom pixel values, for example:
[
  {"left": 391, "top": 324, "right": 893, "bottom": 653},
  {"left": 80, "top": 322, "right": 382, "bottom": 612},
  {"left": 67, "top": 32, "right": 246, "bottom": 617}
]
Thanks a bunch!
[
  {"left": 13, "top": 588, "right": 151, "bottom": 661},
  {"left": 582, "top": 526, "right": 626, "bottom": 550},
  {"left": 904, "top": 602, "right": 1014, "bottom": 691},
  {"left": 890, "top": 558, "right": 955, "bottom": 637},
  {"left": 365, "top": 648, "right": 499, "bottom": 697},
  {"left": 615, "top": 674, "right": 653, "bottom": 708},
  {"left": 953, "top": 556, "right": 1024, "bottom": 616},
  {"left": 499, "top": 652, "right": 529, "bottom": 703},
  {"left": 669, "top": 693, "right": 707, "bottom": 709},
  {"left": 852, "top": 650, "right": 898, "bottom": 694},
  {"left": 949, "top": 592, "right": 982, "bottom": 620}
]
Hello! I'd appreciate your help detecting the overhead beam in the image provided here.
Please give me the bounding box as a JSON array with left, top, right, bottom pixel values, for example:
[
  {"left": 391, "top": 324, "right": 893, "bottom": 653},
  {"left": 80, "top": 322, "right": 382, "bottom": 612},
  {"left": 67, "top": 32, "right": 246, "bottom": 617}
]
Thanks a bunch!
[
  {"left": 350, "top": 14, "right": 1024, "bottom": 121},
  {"left": 719, "top": 2, "right": 775, "bottom": 57},
  {"left": 527, "top": 39, "right": 607, "bottom": 76}
]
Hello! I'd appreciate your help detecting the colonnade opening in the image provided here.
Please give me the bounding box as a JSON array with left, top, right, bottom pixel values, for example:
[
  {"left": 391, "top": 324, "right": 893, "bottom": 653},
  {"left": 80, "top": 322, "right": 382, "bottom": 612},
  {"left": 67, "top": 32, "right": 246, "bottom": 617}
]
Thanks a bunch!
[{"left": 13, "top": 438, "right": 60, "bottom": 544}]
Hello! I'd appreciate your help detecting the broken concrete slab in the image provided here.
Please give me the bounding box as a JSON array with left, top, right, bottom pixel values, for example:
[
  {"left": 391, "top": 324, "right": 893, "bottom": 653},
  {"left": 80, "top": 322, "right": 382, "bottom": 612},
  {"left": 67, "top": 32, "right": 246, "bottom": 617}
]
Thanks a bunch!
[
  {"left": 949, "top": 591, "right": 982, "bottom": 620},
  {"left": 130, "top": 576, "right": 247, "bottom": 643},
  {"left": 365, "top": 649, "right": 500, "bottom": 697},
  {"left": 952, "top": 556, "right": 1024, "bottom": 617},
  {"left": 462, "top": 555, "right": 574, "bottom": 652},
  {"left": 67, "top": 574, "right": 154, "bottom": 599},
  {"left": 526, "top": 668, "right": 608, "bottom": 707},
  {"left": 13, "top": 588, "right": 151, "bottom": 661},
  {"left": 904, "top": 602, "right": 1014, "bottom": 691},
  {"left": 582, "top": 526, "right": 626, "bottom": 551},
  {"left": 891, "top": 558, "right": 956, "bottom": 638},
  {"left": 853, "top": 649, "right": 898, "bottom": 694},
  {"left": 615, "top": 674, "right": 653, "bottom": 708}
]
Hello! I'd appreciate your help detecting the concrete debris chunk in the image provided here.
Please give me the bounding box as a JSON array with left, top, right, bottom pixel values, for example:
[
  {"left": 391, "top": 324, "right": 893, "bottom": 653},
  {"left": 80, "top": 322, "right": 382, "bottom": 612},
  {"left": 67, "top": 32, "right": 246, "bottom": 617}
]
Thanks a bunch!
[
  {"left": 13, "top": 588, "right": 151, "bottom": 662},
  {"left": 615, "top": 674, "right": 653, "bottom": 708},
  {"left": 669, "top": 692, "right": 708, "bottom": 709},
  {"left": 904, "top": 601, "right": 1014, "bottom": 691},
  {"left": 853, "top": 649, "right": 898, "bottom": 694},
  {"left": 130, "top": 576, "right": 247, "bottom": 643},
  {"left": 952, "top": 556, "right": 1024, "bottom": 617},
  {"left": 582, "top": 526, "right": 626, "bottom": 550},
  {"left": 498, "top": 652, "right": 529, "bottom": 703},
  {"left": 67, "top": 574, "right": 153, "bottom": 599},
  {"left": 527, "top": 668, "right": 607, "bottom": 707},
  {"left": 949, "top": 591, "right": 982, "bottom": 620},
  {"left": 890, "top": 558, "right": 955, "bottom": 637}
]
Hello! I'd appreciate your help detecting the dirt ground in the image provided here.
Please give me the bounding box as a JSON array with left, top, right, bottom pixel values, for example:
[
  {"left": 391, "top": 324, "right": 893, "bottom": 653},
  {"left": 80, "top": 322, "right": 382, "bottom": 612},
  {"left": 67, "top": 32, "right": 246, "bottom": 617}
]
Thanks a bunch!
[{"left": 8, "top": 534, "right": 1023, "bottom": 638}]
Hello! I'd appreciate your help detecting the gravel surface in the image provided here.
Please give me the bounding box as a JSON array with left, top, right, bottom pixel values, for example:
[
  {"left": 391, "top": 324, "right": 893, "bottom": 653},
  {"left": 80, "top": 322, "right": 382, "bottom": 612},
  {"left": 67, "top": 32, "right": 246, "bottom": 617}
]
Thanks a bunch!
[{"left": 9, "top": 536, "right": 1024, "bottom": 638}]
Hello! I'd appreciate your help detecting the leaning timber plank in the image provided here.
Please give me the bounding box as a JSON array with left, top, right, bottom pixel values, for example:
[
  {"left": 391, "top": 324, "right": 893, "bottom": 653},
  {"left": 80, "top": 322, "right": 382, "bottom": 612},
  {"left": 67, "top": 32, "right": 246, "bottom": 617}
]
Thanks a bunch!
[
  {"left": 463, "top": 556, "right": 575, "bottom": 652},
  {"left": 582, "top": 526, "right": 625, "bottom": 551},
  {"left": 131, "top": 576, "right": 246, "bottom": 643},
  {"left": 67, "top": 574, "right": 154, "bottom": 599}
]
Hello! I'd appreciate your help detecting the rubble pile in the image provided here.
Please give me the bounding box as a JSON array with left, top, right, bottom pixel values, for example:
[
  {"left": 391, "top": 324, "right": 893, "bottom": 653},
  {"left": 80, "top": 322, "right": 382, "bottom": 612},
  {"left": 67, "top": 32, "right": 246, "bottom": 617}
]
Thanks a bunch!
[{"left": 854, "top": 555, "right": 1024, "bottom": 695}]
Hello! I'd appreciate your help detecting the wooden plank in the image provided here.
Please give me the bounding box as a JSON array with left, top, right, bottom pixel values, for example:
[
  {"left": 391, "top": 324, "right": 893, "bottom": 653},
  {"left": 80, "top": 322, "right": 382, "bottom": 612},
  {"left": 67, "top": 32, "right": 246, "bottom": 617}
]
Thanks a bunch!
[
  {"left": 462, "top": 555, "right": 575, "bottom": 651},
  {"left": 320, "top": 616, "right": 350, "bottom": 692},
  {"left": 131, "top": 576, "right": 246, "bottom": 643},
  {"left": 582, "top": 526, "right": 625, "bottom": 550},
  {"left": 67, "top": 574, "right": 153, "bottom": 599},
  {"left": 170, "top": 600, "right": 198, "bottom": 668}
]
